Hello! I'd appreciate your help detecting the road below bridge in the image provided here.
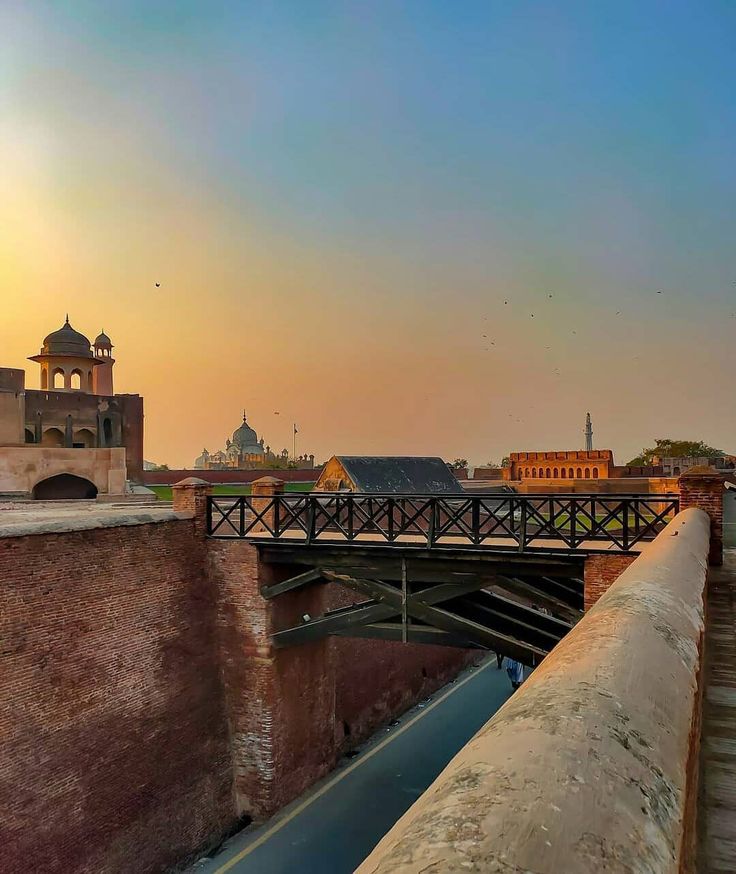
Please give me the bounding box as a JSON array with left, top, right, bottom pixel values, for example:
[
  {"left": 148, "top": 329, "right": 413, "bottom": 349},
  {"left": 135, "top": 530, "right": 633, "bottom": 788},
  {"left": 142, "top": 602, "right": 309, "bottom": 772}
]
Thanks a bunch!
[{"left": 192, "top": 656, "right": 518, "bottom": 874}]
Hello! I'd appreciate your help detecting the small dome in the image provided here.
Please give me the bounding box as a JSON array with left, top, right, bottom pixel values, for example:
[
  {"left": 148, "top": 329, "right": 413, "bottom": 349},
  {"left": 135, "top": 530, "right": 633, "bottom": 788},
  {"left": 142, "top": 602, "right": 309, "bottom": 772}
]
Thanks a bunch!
[
  {"left": 232, "top": 412, "right": 263, "bottom": 453},
  {"left": 94, "top": 330, "right": 113, "bottom": 348},
  {"left": 41, "top": 317, "right": 93, "bottom": 358}
]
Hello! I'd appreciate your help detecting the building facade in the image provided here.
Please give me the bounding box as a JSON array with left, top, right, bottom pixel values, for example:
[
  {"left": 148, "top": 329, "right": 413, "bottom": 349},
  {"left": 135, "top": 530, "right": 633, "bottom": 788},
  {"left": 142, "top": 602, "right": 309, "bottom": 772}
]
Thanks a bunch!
[
  {"left": 0, "top": 318, "right": 144, "bottom": 498},
  {"left": 507, "top": 450, "right": 614, "bottom": 481},
  {"left": 194, "top": 411, "right": 314, "bottom": 471}
]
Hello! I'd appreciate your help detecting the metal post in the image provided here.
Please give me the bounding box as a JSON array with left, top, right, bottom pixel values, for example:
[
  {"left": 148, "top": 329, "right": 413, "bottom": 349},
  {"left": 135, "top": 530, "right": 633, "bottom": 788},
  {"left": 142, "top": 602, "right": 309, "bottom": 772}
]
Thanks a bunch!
[
  {"left": 427, "top": 498, "right": 436, "bottom": 547},
  {"left": 306, "top": 496, "right": 315, "bottom": 545},
  {"left": 401, "top": 556, "right": 408, "bottom": 643},
  {"left": 518, "top": 500, "right": 527, "bottom": 553}
]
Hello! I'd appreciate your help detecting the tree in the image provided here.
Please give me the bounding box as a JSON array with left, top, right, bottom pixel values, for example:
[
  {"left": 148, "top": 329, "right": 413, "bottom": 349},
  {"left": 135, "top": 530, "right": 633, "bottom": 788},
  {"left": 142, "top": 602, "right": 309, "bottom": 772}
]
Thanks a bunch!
[
  {"left": 501, "top": 456, "right": 511, "bottom": 468},
  {"left": 627, "top": 439, "right": 724, "bottom": 467},
  {"left": 449, "top": 458, "right": 468, "bottom": 470}
]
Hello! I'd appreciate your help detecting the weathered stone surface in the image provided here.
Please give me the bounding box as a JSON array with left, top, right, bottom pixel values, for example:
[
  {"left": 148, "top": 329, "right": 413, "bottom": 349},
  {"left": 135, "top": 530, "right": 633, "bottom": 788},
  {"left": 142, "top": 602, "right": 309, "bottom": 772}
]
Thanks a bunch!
[{"left": 357, "top": 508, "right": 710, "bottom": 874}]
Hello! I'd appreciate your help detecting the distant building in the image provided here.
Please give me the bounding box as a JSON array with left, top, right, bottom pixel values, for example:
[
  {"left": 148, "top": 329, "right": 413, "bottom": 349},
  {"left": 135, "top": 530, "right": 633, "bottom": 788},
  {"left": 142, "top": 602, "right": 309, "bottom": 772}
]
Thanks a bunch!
[
  {"left": 584, "top": 412, "right": 593, "bottom": 452},
  {"left": 653, "top": 456, "right": 735, "bottom": 477},
  {"left": 507, "top": 450, "right": 614, "bottom": 481},
  {"left": 195, "top": 411, "right": 314, "bottom": 471},
  {"left": 0, "top": 317, "right": 143, "bottom": 498},
  {"left": 314, "top": 456, "right": 465, "bottom": 493}
]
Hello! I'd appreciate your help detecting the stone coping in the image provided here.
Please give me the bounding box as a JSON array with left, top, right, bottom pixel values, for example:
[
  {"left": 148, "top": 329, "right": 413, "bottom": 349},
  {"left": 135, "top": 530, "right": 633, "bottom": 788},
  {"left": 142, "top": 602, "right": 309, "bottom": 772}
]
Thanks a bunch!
[
  {"left": 357, "top": 508, "right": 710, "bottom": 874},
  {"left": 0, "top": 502, "right": 191, "bottom": 538}
]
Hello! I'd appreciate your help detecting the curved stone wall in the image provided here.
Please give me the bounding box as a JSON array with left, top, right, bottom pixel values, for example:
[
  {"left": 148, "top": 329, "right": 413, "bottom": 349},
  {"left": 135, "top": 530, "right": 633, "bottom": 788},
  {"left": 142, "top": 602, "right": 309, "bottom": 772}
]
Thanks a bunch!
[{"left": 357, "top": 508, "right": 710, "bottom": 874}]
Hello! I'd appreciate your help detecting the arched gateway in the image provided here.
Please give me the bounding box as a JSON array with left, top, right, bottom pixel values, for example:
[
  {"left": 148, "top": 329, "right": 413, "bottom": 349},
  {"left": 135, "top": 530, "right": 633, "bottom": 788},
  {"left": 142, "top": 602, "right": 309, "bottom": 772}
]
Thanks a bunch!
[{"left": 32, "top": 474, "right": 98, "bottom": 500}]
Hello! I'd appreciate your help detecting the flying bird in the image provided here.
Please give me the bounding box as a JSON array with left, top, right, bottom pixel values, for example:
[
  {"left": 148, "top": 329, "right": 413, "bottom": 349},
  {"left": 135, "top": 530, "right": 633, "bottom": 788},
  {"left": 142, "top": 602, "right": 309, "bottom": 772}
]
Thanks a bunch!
[
  {"left": 504, "top": 300, "right": 508, "bottom": 305},
  {"left": 155, "top": 282, "right": 160, "bottom": 287},
  {"left": 530, "top": 313, "right": 534, "bottom": 318},
  {"left": 548, "top": 294, "right": 553, "bottom": 298},
  {"left": 274, "top": 412, "right": 280, "bottom": 415}
]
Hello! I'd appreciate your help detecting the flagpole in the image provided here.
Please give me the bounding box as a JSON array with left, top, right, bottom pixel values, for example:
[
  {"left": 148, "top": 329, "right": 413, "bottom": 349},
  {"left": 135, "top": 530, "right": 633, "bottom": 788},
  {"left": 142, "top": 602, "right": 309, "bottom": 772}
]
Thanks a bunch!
[{"left": 293, "top": 423, "right": 296, "bottom": 462}]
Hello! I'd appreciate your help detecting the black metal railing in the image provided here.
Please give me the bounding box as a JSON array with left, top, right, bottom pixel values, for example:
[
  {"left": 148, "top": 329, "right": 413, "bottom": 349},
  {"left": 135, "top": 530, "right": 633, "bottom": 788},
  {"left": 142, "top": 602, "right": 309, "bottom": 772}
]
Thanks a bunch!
[{"left": 206, "top": 492, "right": 680, "bottom": 553}]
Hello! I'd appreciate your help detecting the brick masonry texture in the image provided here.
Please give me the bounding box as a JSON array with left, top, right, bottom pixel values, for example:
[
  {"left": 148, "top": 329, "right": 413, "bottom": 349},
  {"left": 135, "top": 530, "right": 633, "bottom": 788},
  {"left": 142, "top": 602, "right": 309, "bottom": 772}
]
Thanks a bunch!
[
  {"left": 584, "top": 554, "right": 638, "bottom": 610},
  {"left": 0, "top": 519, "right": 234, "bottom": 874},
  {"left": 678, "top": 474, "right": 723, "bottom": 566},
  {"left": 0, "top": 488, "right": 498, "bottom": 871}
]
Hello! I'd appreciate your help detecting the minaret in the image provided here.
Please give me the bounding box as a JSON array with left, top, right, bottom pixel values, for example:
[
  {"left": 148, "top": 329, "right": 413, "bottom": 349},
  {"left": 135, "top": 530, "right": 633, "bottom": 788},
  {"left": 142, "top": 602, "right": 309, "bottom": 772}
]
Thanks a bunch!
[
  {"left": 92, "top": 330, "right": 115, "bottom": 395},
  {"left": 584, "top": 412, "right": 593, "bottom": 452}
]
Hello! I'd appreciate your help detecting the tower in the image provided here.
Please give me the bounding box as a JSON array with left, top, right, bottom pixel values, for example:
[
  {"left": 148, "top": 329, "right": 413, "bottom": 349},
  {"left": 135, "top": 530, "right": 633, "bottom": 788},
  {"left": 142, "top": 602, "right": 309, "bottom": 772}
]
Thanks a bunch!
[
  {"left": 92, "top": 331, "right": 115, "bottom": 396},
  {"left": 29, "top": 316, "right": 99, "bottom": 393},
  {"left": 584, "top": 412, "right": 593, "bottom": 452}
]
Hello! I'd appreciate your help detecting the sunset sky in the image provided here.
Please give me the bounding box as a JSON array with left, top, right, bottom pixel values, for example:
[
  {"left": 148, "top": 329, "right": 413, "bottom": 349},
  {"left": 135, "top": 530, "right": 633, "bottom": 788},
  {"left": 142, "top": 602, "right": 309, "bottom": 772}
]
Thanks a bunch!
[{"left": 2, "top": 1, "right": 735, "bottom": 468}]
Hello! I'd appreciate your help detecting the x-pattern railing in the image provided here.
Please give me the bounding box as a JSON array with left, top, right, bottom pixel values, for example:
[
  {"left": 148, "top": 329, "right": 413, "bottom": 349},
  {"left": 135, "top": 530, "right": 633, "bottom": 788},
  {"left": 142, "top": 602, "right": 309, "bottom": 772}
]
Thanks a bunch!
[{"left": 207, "top": 492, "right": 680, "bottom": 553}]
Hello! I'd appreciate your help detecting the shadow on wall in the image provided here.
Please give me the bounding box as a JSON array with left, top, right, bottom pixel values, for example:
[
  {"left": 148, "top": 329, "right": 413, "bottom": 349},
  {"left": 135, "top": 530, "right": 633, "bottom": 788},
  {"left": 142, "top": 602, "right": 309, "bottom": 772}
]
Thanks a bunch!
[{"left": 32, "top": 474, "right": 99, "bottom": 500}]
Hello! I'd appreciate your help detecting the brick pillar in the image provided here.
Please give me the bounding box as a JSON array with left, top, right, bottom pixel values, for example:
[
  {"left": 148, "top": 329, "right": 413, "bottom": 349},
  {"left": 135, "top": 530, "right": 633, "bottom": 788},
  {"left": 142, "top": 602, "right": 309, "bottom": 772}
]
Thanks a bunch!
[
  {"left": 172, "top": 477, "right": 212, "bottom": 537},
  {"left": 678, "top": 467, "right": 723, "bottom": 566},
  {"left": 584, "top": 554, "right": 638, "bottom": 611},
  {"left": 207, "top": 538, "right": 335, "bottom": 819},
  {"left": 250, "top": 476, "right": 285, "bottom": 534}
]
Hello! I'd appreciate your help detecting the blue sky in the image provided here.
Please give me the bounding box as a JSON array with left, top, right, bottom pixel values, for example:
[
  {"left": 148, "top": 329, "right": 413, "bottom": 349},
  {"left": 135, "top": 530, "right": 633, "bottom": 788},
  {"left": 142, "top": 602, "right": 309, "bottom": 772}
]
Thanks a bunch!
[{"left": 3, "top": 1, "right": 735, "bottom": 465}]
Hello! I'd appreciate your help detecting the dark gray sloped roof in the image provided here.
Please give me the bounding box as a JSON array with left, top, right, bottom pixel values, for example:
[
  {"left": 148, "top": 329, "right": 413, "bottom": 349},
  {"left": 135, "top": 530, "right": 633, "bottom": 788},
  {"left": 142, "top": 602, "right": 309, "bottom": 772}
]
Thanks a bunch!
[{"left": 336, "top": 456, "right": 464, "bottom": 494}]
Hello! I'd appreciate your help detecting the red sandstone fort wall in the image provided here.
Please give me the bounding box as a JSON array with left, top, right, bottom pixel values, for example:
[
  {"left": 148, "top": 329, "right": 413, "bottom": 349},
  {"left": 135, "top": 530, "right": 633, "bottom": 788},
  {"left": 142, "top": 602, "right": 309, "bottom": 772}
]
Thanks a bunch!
[
  {"left": 143, "top": 467, "right": 321, "bottom": 486},
  {"left": 0, "top": 519, "right": 233, "bottom": 874}
]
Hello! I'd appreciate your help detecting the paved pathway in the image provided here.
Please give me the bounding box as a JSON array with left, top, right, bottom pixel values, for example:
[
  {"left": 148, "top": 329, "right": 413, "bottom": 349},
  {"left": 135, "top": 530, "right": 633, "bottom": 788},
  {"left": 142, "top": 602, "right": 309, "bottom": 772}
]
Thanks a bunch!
[
  {"left": 699, "top": 490, "right": 736, "bottom": 872},
  {"left": 192, "top": 657, "right": 517, "bottom": 874}
]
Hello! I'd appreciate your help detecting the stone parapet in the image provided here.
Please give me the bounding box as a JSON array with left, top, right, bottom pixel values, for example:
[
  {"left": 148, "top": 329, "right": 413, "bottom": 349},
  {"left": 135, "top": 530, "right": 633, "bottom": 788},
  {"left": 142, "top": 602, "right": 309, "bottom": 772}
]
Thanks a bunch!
[{"left": 356, "top": 508, "right": 710, "bottom": 874}]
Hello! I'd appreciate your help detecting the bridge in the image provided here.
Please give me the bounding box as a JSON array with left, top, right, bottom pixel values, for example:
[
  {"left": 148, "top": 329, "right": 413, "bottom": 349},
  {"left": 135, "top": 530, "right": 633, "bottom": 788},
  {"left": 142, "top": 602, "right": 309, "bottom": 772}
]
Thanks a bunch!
[{"left": 206, "top": 489, "right": 677, "bottom": 664}]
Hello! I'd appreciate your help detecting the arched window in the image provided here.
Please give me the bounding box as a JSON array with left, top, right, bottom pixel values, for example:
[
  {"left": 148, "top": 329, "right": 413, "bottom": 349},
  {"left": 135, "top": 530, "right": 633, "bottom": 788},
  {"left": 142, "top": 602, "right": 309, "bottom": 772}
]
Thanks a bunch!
[
  {"left": 546, "top": 467, "right": 551, "bottom": 478},
  {"left": 584, "top": 468, "right": 591, "bottom": 478},
  {"left": 70, "top": 369, "right": 83, "bottom": 390},
  {"left": 553, "top": 467, "right": 559, "bottom": 478},
  {"left": 569, "top": 468, "right": 574, "bottom": 478},
  {"left": 73, "top": 428, "right": 95, "bottom": 448},
  {"left": 525, "top": 468, "right": 530, "bottom": 478},
  {"left": 25, "top": 428, "right": 35, "bottom": 444},
  {"left": 532, "top": 468, "right": 537, "bottom": 478},
  {"left": 41, "top": 427, "right": 64, "bottom": 447},
  {"left": 103, "top": 418, "right": 113, "bottom": 445},
  {"left": 561, "top": 468, "right": 567, "bottom": 479},
  {"left": 576, "top": 467, "right": 582, "bottom": 479},
  {"left": 592, "top": 467, "right": 599, "bottom": 478},
  {"left": 52, "top": 368, "right": 64, "bottom": 389}
]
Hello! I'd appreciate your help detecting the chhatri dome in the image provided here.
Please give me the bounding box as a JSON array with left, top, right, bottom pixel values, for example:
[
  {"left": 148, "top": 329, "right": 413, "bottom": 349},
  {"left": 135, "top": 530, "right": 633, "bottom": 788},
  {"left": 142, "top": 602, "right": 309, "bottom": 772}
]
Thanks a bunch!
[
  {"left": 231, "top": 411, "right": 264, "bottom": 454},
  {"left": 40, "top": 316, "right": 94, "bottom": 358}
]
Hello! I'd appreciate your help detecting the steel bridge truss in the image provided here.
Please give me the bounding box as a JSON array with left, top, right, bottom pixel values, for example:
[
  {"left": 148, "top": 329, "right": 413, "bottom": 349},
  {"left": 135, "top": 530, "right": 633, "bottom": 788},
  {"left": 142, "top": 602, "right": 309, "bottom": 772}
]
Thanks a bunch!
[{"left": 258, "top": 546, "right": 585, "bottom": 665}]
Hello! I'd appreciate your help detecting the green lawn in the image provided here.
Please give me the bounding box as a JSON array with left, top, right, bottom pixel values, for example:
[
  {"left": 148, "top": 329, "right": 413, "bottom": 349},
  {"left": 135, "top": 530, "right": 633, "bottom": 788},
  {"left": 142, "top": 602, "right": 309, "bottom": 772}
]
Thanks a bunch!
[{"left": 150, "top": 482, "right": 315, "bottom": 502}]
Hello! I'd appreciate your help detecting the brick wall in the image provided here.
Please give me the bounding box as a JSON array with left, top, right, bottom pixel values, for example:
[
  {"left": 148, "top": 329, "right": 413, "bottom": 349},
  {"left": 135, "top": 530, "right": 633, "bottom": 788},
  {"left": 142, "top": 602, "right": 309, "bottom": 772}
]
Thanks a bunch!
[
  {"left": 143, "top": 467, "right": 320, "bottom": 486},
  {"left": 678, "top": 471, "right": 723, "bottom": 566},
  {"left": 584, "top": 554, "right": 638, "bottom": 610},
  {"left": 0, "top": 519, "right": 234, "bottom": 874},
  {"left": 206, "top": 539, "right": 336, "bottom": 819}
]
